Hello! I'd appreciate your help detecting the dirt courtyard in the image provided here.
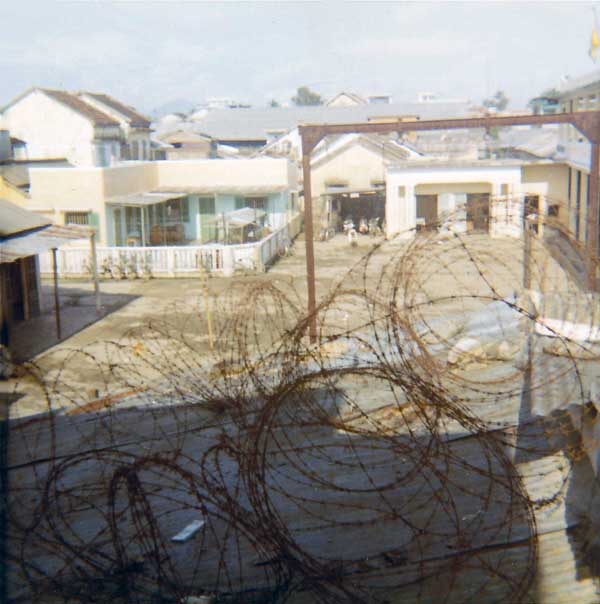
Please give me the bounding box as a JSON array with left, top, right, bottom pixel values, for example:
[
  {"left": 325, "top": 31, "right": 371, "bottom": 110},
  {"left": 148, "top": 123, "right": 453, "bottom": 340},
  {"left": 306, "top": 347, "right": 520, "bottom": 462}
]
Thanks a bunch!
[{"left": 2, "top": 230, "right": 567, "bottom": 418}]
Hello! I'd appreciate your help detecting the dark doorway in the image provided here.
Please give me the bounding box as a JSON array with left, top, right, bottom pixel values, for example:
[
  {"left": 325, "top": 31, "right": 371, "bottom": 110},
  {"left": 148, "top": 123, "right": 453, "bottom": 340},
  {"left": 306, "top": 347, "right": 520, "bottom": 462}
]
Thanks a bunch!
[
  {"left": 467, "top": 193, "right": 490, "bottom": 232},
  {"left": 333, "top": 191, "right": 385, "bottom": 230},
  {"left": 416, "top": 195, "right": 438, "bottom": 230}
]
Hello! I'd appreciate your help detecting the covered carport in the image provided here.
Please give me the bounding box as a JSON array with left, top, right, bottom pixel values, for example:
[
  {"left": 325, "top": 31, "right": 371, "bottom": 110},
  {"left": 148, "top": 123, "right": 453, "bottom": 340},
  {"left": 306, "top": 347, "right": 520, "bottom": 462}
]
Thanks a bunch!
[{"left": 0, "top": 199, "right": 95, "bottom": 360}]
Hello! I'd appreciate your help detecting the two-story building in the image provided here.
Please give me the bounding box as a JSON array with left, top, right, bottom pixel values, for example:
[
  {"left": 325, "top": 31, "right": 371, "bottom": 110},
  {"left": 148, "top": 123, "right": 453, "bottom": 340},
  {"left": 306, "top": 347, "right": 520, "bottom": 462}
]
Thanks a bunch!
[
  {"left": 77, "top": 92, "right": 152, "bottom": 161},
  {"left": 556, "top": 70, "right": 600, "bottom": 246},
  {"left": 1, "top": 88, "right": 123, "bottom": 167},
  {"left": 1, "top": 88, "right": 152, "bottom": 167}
]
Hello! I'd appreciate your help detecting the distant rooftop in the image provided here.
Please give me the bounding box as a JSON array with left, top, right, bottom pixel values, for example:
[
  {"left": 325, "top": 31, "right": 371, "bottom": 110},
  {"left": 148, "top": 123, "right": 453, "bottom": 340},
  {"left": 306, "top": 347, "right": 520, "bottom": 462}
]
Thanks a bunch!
[
  {"left": 194, "top": 101, "right": 473, "bottom": 142},
  {"left": 557, "top": 69, "right": 600, "bottom": 97}
]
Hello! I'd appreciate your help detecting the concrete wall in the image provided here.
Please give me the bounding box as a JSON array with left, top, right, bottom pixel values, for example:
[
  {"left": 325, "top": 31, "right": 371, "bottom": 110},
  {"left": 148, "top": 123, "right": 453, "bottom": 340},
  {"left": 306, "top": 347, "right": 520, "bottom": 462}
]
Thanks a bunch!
[
  {"left": 3, "top": 90, "right": 97, "bottom": 166},
  {"left": 0, "top": 177, "right": 28, "bottom": 206},
  {"left": 29, "top": 166, "right": 106, "bottom": 238},
  {"left": 311, "top": 144, "right": 386, "bottom": 198},
  {"left": 521, "top": 163, "right": 569, "bottom": 218},
  {"left": 26, "top": 158, "right": 297, "bottom": 244},
  {"left": 102, "top": 163, "right": 158, "bottom": 198},
  {"left": 157, "top": 158, "right": 296, "bottom": 190},
  {"left": 386, "top": 164, "right": 522, "bottom": 238}
]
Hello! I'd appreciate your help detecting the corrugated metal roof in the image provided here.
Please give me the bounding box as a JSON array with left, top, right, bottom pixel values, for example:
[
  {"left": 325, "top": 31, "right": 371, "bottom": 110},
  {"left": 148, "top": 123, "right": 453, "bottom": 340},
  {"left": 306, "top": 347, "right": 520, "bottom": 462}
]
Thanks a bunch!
[
  {"left": 494, "top": 127, "right": 559, "bottom": 159},
  {"left": 105, "top": 191, "right": 187, "bottom": 207},
  {"left": 223, "top": 207, "right": 266, "bottom": 225},
  {"left": 153, "top": 185, "right": 289, "bottom": 195},
  {"left": 557, "top": 69, "right": 600, "bottom": 97},
  {"left": 0, "top": 198, "right": 50, "bottom": 237},
  {"left": 191, "top": 101, "right": 473, "bottom": 142},
  {"left": 0, "top": 223, "right": 90, "bottom": 263}
]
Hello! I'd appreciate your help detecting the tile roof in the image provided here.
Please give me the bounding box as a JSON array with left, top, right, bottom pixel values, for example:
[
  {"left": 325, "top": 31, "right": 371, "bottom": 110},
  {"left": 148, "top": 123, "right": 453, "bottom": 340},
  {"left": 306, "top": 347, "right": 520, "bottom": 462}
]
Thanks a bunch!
[
  {"left": 81, "top": 92, "right": 151, "bottom": 128},
  {"left": 41, "top": 89, "right": 120, "bottom": 127}
]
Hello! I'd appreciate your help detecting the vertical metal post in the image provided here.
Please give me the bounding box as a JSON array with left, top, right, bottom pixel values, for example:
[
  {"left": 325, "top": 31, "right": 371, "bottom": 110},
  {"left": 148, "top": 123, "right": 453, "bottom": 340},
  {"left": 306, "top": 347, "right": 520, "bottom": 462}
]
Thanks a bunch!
[
  {"left": 587, "top": 142, "right": 599, "bottom": 290},
  {"left": 89, "top": 232, "right": 101, "bottom": 315},
  {"left": 302, "top": 152, "right": 318, "bottom": 343},
  {"left": 523, "top": 210, "right": 531, "bottom": 291},
  {"left": 51, "top": 248, "right": 61, "bottom": 340}
]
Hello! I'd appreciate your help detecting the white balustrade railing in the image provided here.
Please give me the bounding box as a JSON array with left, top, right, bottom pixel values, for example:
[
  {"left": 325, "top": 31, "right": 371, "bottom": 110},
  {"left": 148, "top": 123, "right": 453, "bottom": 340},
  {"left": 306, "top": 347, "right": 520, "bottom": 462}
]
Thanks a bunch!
[{"left": 39, "top": 213, "right": 303, "bottom": 278}]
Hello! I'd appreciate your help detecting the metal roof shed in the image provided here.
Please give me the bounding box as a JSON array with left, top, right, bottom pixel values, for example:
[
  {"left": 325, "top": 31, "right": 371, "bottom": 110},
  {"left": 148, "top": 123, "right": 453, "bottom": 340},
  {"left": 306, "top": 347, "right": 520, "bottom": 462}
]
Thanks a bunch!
[{"left": 0, "top": 199, "right": 98, "bottom": 345}]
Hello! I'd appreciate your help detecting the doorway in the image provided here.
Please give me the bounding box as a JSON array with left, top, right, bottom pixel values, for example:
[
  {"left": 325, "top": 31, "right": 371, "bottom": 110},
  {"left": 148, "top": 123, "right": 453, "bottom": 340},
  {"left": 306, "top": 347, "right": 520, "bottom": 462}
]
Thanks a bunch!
[{"left": 466, "top": 193, "right": 490, "bottom": 232}]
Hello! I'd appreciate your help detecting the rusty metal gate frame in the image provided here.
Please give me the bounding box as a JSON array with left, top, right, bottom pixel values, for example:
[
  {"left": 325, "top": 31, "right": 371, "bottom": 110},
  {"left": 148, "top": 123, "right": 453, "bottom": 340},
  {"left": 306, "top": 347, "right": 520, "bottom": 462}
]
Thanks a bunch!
[{"left": 299, "top": 111, "right": 600, "bottom": 341}]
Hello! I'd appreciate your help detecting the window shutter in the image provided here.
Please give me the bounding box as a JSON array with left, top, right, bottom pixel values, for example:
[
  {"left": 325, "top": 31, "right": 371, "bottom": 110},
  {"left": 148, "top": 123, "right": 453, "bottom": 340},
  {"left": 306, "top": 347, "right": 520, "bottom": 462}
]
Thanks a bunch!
[
  {"left": 88, "top": 212, "right": 100, "bottom": 229},
  {"left": 235, "top": 197, "right": 245, "bottom": 210}
]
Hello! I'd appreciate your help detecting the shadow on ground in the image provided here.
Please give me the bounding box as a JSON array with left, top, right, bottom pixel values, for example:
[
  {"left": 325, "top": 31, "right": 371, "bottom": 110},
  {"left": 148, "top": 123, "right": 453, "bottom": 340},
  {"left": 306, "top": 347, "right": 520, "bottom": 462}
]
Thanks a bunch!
[{"left": 10, "top": 285, "right": 138, "bottom": 362}]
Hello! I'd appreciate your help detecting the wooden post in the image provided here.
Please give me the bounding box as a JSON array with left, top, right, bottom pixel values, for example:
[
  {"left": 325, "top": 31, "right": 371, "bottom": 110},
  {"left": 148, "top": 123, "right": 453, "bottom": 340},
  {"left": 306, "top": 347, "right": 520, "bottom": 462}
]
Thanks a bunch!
[
  {"left": 19, "top": 258, "right": 30, "bottom": 321},
  {"left": 51, "top": 248, "right": 61, "bottom": 340},
  {"left": 302, "top": 152, "right": 318, "bottom": 343},
  {"left": 523, "top": 209, "right": 532, "bottom": 291},
  {"left": 201, "top": 266, "right": 214, "bottom": 351},
  {"left": 140, "top": 207, "right": 146, "bottom": 246},
  {"left": 89, "top": 232, "right": 101, "bottom": 315}
]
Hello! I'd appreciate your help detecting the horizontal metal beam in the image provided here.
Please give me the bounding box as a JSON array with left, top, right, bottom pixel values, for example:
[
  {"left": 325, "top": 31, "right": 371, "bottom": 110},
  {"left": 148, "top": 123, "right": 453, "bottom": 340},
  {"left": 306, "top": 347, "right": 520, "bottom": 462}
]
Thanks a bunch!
[
  {"left": 299, "top": 111, "right": 600, "bottom": 155},
  {"left": 299, "top": 110, "right": 600, "bottom": 337}
]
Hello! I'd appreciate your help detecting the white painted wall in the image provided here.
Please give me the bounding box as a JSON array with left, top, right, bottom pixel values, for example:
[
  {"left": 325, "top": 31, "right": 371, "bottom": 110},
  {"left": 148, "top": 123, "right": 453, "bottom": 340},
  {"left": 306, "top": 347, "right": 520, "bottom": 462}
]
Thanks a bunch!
[
  {"left": 385, "top": 164, "right": 523, "bottom": 238},
  {"left": 2, "top": 90, "right": 99, "bottom": 166}
]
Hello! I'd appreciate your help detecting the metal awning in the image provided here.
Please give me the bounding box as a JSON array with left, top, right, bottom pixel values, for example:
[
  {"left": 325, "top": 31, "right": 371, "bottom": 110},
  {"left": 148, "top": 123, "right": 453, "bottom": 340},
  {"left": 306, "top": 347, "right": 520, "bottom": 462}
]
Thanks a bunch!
[
  {"left": 0, "top": 224, "right": 91, "bottom": 263},
  {"left": 222, "top": 207, "right": 267, "bottom": 226},
  {"left": 105, "top": 192, "right": 187, "bottom": 207},
  {"left": 153, "top": 185, "right": 287, "bottom": 196}
]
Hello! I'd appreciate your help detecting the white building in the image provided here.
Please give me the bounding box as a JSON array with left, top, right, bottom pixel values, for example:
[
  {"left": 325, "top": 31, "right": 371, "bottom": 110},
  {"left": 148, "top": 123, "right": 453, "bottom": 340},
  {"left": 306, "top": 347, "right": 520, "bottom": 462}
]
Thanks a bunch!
[
  {"left": 1, "top": 88, "right": 152, "bottom": 167},
  {"left": 77, "top": 92, "right": 152, "bottom": 161}
]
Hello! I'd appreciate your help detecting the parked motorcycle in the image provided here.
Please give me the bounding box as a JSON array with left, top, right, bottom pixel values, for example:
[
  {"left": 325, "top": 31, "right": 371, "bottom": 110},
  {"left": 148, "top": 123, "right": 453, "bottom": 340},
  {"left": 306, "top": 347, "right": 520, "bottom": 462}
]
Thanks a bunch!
[
  {"left": 368, "top": 217, "right": 382, "bottom": 237},
  {"left": 358, "top": 217, "right": 369, "bottom": 235},
  {"left": 343, "top": 217, "right": 358, "bottom": 247}
]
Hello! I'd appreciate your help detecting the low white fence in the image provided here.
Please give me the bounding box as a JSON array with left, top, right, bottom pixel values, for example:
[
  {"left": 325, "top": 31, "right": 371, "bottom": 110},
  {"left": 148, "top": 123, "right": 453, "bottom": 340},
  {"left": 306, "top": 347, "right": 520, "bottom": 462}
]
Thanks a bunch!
[{"left": 40, "top": 213, "right": 303, "bottom": 278}]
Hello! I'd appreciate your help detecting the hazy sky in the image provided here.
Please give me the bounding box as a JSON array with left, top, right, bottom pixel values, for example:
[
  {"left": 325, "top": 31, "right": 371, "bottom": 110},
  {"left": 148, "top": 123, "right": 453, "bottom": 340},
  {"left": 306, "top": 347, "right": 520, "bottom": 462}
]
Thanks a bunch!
[{"left": 1, "top": 1, "right": 598, "bottom": 113}]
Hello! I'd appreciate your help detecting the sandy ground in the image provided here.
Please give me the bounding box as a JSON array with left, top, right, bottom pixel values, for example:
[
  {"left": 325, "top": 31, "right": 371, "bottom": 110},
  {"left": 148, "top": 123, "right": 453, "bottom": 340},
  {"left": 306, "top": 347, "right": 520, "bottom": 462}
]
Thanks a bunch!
[{"left": 1, "top": 229, "right": 584, "bottom": 419}]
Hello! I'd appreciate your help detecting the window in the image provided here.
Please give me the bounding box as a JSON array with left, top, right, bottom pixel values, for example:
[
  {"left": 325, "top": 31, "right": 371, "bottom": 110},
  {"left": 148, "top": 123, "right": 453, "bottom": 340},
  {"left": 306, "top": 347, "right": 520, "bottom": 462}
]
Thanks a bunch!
[
  {"left": 199, "top": 197, "right": 215, "bottom": 215},
  {"left": 398, "top": 186, "right": 406, "bottom": 198},
  {"left": 65, "top": 211, "right": 90, "bottom": 226},
  {"left": 244, "top": 197, "right": 266, "bottom": 210},
  {"left": 162, "top": 198, "right": 189, "bottom": 222},
  {"left": 96, "top": 144, "right": 109, "bottom": 167}
]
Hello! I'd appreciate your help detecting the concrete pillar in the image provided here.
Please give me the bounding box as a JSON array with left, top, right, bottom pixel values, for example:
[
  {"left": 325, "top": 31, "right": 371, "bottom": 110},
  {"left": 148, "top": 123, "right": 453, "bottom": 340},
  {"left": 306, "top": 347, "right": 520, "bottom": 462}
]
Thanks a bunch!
[
  {"left": 404, "top": 185, "right": 417, "bottom": 236},
  {"left": 222, "top": 246, "right": 234, "bottom": 277}
]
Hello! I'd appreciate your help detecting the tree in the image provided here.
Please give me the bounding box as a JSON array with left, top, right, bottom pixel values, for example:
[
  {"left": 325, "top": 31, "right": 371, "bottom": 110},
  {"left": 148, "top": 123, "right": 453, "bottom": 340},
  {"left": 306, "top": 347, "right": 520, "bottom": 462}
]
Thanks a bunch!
[
  {"left": 291, "top": 86, "right": 323, "bottom": 106},
  {"left": 483, "top": 90, "right": 509, "bottom": 112},
  {"left": 539, "top": 87, "right": 560, "bottom": 100},
  {"left": 269, "top": 99, "right": 280, "bottom": 108}
]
